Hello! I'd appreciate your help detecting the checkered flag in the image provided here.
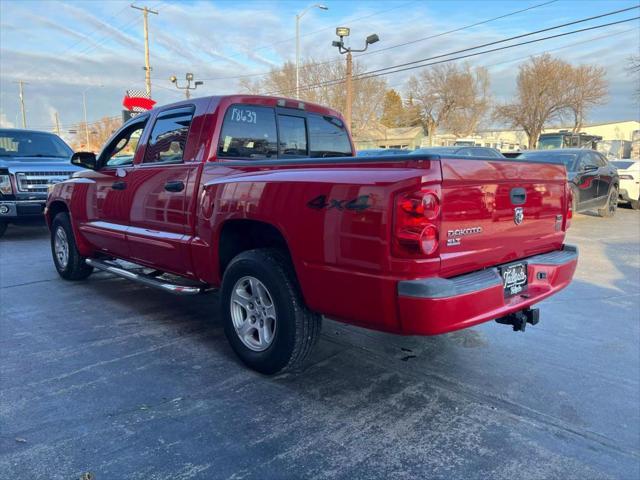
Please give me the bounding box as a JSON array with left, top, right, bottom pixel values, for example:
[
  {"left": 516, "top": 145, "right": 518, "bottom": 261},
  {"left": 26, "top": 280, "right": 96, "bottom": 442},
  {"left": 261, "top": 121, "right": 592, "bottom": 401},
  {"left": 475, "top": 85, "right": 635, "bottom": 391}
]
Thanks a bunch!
[{"left": 126, "top": 89, "right": 151, "bottom": 112}]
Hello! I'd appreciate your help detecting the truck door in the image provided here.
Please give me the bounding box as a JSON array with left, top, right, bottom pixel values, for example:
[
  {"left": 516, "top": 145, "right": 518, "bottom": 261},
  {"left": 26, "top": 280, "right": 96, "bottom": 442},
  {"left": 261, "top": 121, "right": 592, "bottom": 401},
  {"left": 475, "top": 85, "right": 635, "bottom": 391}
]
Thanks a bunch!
[
  {"left": 78, "top": 116, "right": 150, "bottom": 259},
  {"left": 121, "top": 105, "right": 201, "bottom": 275},
  {"left": 575, "top": 152, "right": 600, "bottom": 206}
]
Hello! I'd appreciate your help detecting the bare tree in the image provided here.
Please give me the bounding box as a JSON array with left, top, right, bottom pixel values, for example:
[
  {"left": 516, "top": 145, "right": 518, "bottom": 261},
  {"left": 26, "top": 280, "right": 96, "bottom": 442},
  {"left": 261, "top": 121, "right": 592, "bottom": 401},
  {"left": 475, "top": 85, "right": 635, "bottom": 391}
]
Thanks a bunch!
[
  {"left": 239, "top": 58, "right": 387, "bottom": 133},
  {"left": 71, "top": 116, "right": 121, "bottom": 151},
  {"left": 406, "top": 63, "right": 490, "bottom": 145},
  {"left": 494, "top": 54, "right": 608, "bottom": 148},
  {"left": 494, "top": 55, "right": 572, "bottom": 149},
  {"left": 567, "top": 65, "right": 607, "bottom": 133},
  {"left": 443, "top": 67, "right": 491, "bottom": 137}
]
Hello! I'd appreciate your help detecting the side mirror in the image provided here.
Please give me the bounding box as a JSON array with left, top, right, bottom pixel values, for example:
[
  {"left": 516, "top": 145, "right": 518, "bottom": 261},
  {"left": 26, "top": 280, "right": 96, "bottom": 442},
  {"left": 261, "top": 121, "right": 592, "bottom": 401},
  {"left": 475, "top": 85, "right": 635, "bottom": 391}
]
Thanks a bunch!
[
  {"left": 582, "top": 164, "right": 598, "bottom": 172},
  {"left": 71, "top": 151, "right": 98, "bottom": 170}
]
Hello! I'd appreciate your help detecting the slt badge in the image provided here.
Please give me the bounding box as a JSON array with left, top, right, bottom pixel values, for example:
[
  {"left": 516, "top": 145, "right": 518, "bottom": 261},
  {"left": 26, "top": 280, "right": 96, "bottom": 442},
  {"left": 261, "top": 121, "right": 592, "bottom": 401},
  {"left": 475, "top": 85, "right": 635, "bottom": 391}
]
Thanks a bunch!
[{"left": 514, "top": 207, "right": 524, "bottom": 225}]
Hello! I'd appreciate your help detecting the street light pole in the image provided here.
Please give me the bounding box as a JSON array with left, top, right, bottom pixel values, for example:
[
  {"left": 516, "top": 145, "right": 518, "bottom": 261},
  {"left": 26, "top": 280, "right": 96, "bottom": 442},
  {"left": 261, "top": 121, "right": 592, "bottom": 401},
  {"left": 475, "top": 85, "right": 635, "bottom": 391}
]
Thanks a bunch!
[
  {"left": 13, "top": 81, "right": 28, "bottom": 128},
  {"left": 332, "top": 28, "right": 379, "bottom": 131},
  {"left": 82, "top": 85, "right": 103, "bottom": 149},
  {"left": 296, "top": 4, "right": 328, "bottom": 99},
  {"left": 345, "top": 51, "right": 353, "bottom": 131},
  {"left": 82, "top": 89, "right": 89, "bottom": 147}
]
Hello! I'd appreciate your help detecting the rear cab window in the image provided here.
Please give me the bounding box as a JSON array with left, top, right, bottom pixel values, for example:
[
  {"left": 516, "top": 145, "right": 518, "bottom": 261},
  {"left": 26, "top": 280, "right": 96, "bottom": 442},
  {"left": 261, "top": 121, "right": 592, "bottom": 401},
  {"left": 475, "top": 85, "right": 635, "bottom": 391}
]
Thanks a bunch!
[
  {"left": 217, "top": 103, "right": 352, "bottom": 160},
  {"left": 218, "top": 105, "right": 277, "bottom": 159}
]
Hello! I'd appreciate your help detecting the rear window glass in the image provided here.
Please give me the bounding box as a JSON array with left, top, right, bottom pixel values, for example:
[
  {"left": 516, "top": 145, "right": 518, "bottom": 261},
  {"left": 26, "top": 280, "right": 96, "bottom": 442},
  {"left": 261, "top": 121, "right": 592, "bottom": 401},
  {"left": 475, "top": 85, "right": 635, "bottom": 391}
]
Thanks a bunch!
[
  {"left": 144, "top": 107, "right": 194, "bottom": 164},
  {"left": 519, "top": 152, "right": 577, "bottom": 166},
  {"left": 278, "top": 115, "right": 307, "bottom": 156},
  {"left": 308, "top": 114, "right": 352, "bottom": 157},
  {"left": 218, "top": 105, "right": 277, "bottom": 159}
]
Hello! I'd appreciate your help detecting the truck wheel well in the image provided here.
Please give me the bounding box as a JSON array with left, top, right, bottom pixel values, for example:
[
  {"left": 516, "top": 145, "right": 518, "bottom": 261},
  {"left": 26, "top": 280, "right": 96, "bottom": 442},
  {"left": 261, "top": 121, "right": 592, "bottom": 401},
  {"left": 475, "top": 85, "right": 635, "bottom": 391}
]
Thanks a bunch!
[
  {"left": 219, "top": 220, "right": 290, "bottom": 276},
  {"left": 47, "top": 201, "right": 69, "bottom": 226}
]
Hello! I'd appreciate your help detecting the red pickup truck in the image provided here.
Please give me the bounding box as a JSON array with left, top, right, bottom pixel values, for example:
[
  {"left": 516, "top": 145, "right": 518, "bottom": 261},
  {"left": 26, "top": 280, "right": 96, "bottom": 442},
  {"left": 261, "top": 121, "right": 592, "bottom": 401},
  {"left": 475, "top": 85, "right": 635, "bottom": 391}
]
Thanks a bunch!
[{"left": 46, "top": 95, "right": 578, "bottom": 374}]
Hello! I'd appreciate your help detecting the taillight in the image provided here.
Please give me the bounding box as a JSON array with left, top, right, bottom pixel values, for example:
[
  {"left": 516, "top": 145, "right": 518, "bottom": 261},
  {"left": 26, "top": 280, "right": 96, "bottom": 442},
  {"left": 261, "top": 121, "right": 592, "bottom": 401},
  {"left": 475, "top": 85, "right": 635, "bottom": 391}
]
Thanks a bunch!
[
  {"left": 393, "top": 187, "right": 440, "bottom": 257},
  {"left": 566, "top": 188, "right": 573, "bottom": 229}
]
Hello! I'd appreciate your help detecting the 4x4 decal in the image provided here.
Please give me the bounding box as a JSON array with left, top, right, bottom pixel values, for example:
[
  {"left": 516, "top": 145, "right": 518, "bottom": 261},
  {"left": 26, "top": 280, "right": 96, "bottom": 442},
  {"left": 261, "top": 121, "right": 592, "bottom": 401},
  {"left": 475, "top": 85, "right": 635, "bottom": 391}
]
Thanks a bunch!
[{"left": 307, "top": 194, "right": 371, "bottom": 211}]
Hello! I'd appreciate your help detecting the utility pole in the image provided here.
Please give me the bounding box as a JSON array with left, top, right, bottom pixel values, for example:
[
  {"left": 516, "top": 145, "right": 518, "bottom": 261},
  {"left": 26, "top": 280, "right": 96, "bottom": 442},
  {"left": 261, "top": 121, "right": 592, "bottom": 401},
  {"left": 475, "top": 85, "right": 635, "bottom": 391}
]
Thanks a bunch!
[
  {"left": 54, "top": 111, "right": 61, "bottom": 136},
  {"left": 131, "top": 4, "right": 158, "bottom": 98},
  {"left": 331, "top": 28, "right": 379, "bottom": 131},
  {"left": 14, "top": 81, "right": 28, "bottom": 128},
  {"left": 170, "top": 73, "right": 203, "bottom": 99},
  {"left": 296, "top": 4, "right": 328, "bottom": 99}
]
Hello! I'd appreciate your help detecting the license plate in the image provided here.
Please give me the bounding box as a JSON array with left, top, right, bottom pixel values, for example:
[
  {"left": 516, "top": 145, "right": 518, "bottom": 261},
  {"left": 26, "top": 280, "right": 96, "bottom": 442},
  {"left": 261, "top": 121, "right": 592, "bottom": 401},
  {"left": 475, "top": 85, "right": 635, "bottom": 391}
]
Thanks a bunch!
[{"left": 499, "top": 262, "right": 528, "bottom": 296}]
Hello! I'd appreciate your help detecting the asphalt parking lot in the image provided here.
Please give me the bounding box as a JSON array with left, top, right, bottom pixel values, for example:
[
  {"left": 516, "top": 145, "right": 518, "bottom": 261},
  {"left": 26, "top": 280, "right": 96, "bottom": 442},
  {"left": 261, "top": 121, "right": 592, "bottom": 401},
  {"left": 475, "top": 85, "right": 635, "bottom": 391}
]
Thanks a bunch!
[{"left": 1, "top": 208, "right": 639, "bottom": 480}]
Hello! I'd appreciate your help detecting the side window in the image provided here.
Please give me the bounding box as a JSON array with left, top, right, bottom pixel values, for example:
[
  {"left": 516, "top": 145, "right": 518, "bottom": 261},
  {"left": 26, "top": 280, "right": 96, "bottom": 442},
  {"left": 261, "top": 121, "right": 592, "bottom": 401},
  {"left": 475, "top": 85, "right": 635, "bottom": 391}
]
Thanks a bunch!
[
  {"left": 101, "top": 119, "right": 148, "bottom": 167},
  {"left": 594, "top": 153, "right": 607, "bottom": 167},
  {"left": 579, "top": 152, "right": 598, "bottom": 169},
  {"left": 308, "top": 114, "right": 352, "bottom": 157},
  {"left": 218, "top": 105, "right": 277, "bottom": 159},
  {"left": 278, "top": 115, "right": 307, "bottom": 156},
  {"left": 144, "top": 107, "right": 194, "bottom": 164}
]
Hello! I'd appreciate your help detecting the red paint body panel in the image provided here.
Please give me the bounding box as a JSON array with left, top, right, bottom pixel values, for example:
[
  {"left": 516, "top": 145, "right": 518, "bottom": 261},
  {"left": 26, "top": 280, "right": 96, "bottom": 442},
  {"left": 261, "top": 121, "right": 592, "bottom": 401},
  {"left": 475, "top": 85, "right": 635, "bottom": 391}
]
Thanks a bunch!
[{"left": 47, "top": 95, "right": 578, "bottom": 336}]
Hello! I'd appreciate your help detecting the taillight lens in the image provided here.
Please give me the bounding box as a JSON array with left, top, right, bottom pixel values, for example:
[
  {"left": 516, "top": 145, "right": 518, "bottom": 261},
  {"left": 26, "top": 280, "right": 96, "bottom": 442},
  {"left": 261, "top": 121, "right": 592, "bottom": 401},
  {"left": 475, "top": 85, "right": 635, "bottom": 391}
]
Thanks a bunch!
[
  {"left": 566, "top": 188, "right": 573, "bottom": 229},
  {"left": 393, "top": 188, "right": 440, "bottom": 257}
]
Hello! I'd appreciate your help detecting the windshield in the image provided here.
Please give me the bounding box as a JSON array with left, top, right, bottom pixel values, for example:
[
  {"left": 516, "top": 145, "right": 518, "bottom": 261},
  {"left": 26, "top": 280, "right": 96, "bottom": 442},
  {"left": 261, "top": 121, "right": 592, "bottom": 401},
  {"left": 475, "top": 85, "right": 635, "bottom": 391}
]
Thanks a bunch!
[
  {"left": 519, "top": 151, "right": 577, "bottom": 166},
  {"left": 538, "top": 135, "right": 564, "bottom": 150},
  {"left": 0, "top": 130, "right": 73, "bottom": 158}
]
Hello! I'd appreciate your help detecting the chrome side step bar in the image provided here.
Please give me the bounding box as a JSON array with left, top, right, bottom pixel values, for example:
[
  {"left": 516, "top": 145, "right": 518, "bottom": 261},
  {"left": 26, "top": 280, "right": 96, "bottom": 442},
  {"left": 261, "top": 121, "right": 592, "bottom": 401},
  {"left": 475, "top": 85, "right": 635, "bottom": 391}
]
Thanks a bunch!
[{"left": 85, "top": 258, "right": 209, "bottom": 295}]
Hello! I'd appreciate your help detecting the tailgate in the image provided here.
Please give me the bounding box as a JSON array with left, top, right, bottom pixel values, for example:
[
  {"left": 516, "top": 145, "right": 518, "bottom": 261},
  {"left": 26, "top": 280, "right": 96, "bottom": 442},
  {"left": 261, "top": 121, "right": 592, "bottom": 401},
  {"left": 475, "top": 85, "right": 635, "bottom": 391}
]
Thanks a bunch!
[{"left": 439, "top": 158, "right": 568, "bottom": 277}]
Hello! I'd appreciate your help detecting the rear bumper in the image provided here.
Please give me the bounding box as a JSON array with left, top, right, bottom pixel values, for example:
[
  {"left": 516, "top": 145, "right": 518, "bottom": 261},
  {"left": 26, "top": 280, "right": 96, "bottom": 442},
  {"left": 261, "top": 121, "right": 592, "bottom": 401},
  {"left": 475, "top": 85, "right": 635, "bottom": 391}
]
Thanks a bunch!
[{"left": 397, "top": 245, "right": 578, "bottom": 335}]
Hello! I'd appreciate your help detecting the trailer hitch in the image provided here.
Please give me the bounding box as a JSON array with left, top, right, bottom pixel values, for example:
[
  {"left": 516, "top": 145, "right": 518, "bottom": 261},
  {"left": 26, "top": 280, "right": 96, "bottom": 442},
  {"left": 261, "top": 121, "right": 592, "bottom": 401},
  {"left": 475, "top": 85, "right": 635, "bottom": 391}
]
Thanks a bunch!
[{"left": 495, "top": 308, "right": 539, "bottom": 332}]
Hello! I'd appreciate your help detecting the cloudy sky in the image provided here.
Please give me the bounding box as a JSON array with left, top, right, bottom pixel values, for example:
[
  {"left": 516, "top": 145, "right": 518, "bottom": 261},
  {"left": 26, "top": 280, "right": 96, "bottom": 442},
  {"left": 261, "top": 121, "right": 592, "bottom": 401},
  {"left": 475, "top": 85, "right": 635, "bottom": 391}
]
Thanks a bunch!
[{"left": 1, "top": 0, "right": 638, "bottom": 137}]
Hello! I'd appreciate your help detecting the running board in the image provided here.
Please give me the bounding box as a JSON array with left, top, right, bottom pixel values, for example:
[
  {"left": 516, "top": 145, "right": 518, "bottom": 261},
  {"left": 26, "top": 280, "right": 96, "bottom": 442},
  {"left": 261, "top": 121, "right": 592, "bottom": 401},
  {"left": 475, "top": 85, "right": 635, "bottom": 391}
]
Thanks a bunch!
[{"left": 85, "top": 258, "right": 209, "bottom": 295}]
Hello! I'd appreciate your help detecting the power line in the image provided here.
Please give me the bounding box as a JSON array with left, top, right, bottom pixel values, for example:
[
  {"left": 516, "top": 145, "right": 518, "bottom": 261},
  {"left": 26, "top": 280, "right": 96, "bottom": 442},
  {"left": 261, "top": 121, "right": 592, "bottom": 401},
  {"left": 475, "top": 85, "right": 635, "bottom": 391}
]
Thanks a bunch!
[
  {"left": 187, "top": 0, "right": 561, "bottom": 83},
  {"left": 356, "top": 0, "right": 560, "bottom": 59},
  {"left": 362, "top": 5, "right": 639, "bottom": 77},
  {"left": 268, "top": 8, "right": 640, "bottom": 96}
]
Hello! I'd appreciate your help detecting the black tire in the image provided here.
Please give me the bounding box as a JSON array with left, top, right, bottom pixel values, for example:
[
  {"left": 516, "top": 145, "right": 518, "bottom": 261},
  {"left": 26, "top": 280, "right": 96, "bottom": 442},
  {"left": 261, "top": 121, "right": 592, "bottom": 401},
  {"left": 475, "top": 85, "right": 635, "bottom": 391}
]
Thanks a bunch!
[
  {"left": 220, "top": 248, "right": 322, "bottom": 375},
  {"left": 630, "top": 199, "right": 640, "bottom": 210},
  {"left": 51, "top": 212, "right": 93, "bottom": 280},
  {"left": 0, "top": 222, "right": 7, "bottom": 238},
  {"left": 598, "top": 187, "right": 618, "bottom": 218}
]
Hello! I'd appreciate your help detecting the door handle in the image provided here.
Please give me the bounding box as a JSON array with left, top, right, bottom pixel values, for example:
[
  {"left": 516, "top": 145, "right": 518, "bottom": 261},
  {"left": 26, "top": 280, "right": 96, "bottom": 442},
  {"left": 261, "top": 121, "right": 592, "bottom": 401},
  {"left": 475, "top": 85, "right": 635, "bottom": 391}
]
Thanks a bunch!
[
  {"left": 112, "top": 181, "right": 127, "bottom": 190},
  {"left": 164, "top": 180, "right": 185, "bottom": 192}
]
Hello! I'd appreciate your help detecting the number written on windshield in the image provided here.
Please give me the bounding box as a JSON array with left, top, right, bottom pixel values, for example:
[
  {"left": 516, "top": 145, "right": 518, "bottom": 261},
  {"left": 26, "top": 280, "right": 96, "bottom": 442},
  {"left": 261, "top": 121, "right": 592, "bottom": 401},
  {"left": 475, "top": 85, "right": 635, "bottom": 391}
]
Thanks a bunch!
[{"left": 231, "top": 108, "right": 257, "bottom": 124}]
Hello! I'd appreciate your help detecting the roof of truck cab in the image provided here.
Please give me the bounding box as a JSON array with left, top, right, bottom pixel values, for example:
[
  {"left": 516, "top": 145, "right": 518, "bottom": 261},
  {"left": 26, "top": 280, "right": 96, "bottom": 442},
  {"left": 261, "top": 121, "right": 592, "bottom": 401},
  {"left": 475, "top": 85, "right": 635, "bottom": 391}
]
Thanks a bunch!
[{"left": 153, "top": 95, "right": 345, "bottom": 120}]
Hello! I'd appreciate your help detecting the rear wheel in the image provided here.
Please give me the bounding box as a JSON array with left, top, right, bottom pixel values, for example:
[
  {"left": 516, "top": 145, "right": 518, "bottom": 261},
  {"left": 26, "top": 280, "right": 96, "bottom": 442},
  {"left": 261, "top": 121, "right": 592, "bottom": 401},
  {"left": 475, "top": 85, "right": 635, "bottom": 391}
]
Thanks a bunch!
[
  {"left": 598, "top": 188, "right": 618, "bottom": 218},
  {"left": 221, "top": 248, "right": 321, "bottom": 375},
  {"left": 629, "top": 198, "right": 639, "bottom": 210},
  {"left": 51, "top": 212, "right": 93, "bottom": 280},
  {"left": 0, "top": 222, "right": 7, "bottom": 238}
]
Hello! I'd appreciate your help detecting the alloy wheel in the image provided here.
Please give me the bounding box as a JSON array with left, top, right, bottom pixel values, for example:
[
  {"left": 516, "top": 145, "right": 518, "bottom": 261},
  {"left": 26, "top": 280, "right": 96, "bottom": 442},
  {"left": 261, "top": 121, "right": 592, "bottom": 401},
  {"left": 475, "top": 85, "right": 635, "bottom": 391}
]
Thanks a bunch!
[
  {"left": 230, "top": 276, "right": 277, "bottom": 351},
  {"left": 54, "top": 226, "right": 69, "bottom": 269}
]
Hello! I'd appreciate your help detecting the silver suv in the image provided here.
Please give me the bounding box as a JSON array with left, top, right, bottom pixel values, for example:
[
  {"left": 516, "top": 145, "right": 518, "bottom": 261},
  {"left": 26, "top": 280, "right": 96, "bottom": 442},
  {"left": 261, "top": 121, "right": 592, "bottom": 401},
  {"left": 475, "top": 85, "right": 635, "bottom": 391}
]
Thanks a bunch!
[{"left": 0, "top": 129, "right": 81, "bottom": 238}]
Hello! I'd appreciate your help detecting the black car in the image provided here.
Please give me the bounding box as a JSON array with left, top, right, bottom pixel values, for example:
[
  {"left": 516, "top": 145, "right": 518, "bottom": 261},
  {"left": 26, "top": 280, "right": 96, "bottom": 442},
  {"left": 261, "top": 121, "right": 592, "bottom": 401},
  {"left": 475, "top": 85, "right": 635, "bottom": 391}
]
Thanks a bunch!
[
  {"left": 410, "top": 146, "right": 505, "bottom": 158},
  {"left": 517, "top": 148, "right": 619, "bottom": 217}
]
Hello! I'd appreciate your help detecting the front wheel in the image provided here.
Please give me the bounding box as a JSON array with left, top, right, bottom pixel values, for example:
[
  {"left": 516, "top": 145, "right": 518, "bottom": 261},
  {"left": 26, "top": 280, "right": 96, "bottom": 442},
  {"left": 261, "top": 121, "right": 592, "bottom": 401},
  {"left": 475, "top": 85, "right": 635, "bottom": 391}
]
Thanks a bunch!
[
  {"left": 598, "top": 188, "right": 618, "bottom": 218},
  {"left": 629, "top": 198, "right": 639, "bottom": 210},
  {"left": 221, "top": 248, "right": 322, "bottom": 375},
  {"left": 51, "top": 212, "right": 93, "bottom": 280}
]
